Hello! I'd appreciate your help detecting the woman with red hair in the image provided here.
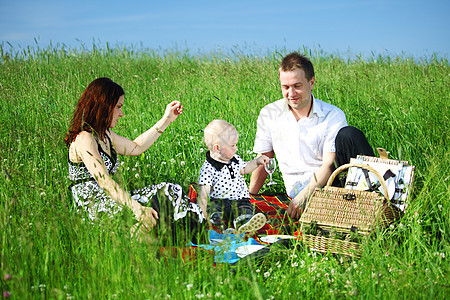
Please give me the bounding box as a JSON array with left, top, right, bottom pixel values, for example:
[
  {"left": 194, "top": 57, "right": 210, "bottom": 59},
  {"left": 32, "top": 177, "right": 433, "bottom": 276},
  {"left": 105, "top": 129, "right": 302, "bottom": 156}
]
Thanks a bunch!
[{"left": 65, "top": 77, "right": 205, "bottom": 244}]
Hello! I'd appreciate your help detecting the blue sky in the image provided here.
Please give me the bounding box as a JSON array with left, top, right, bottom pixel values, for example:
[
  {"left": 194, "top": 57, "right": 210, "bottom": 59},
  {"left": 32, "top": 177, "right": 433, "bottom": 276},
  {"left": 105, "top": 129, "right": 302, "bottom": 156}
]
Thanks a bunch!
[{"left": 1, "top": 0, "right": 449, "bottom": 59}]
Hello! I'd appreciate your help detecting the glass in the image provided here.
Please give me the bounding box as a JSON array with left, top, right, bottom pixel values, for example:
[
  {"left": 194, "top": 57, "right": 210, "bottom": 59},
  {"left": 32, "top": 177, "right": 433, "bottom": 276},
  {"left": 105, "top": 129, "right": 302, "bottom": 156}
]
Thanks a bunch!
[{"left": 265, "top": 158, "right": 277, "bottom": 186}]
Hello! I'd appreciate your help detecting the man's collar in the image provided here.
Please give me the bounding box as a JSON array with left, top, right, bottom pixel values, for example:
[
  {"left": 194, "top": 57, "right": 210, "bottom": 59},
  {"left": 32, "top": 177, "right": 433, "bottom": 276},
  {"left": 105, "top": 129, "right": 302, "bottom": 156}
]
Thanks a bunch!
[
  {"left": 206, "top": 151, "right": 238, "bottom": 171},
  {"left": 283, "top": 94, "right": 325, "bottom": 118},
  {"left": 310, "top": 95, "right": 325, "bottom": 118}
]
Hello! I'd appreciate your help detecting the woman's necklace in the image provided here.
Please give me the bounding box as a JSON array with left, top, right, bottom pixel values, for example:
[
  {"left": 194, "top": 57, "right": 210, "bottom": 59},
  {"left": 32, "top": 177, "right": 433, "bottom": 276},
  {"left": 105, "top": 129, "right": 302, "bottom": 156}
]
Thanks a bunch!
[
  {"left": 103, "top": 137, "right": 109, "bottom": 151},
  {"left": 98, "top": 135, "right": 109, "bottom": 151}
]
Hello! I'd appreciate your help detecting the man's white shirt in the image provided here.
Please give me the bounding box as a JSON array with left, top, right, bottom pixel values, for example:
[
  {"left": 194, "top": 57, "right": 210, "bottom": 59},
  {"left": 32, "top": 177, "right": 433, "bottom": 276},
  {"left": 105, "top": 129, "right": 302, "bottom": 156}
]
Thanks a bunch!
[{"left": 253, "top": 96, "right": 347, "bottom": 198}]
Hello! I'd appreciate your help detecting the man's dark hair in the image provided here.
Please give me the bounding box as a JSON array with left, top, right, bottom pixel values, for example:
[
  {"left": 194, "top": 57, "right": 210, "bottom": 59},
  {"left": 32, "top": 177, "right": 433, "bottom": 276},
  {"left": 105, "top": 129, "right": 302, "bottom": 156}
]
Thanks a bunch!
[{"left": 279, "top": 52, "right": 315, "bottom": 80}]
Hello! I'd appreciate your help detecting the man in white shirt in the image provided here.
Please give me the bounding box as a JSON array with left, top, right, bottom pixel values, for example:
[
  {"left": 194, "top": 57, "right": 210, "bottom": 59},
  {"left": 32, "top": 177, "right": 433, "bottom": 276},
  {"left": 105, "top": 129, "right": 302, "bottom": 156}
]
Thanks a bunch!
[{"left": 250, "top": 52, "right": 374, "bottom": 219}]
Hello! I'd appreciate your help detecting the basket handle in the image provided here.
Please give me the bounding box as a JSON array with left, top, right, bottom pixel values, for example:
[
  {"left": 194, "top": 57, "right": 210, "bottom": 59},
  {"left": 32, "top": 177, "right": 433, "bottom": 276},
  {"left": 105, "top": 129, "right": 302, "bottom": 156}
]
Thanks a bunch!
[{"left": 326, "top": 163, "right": 390, "bottom": 201}]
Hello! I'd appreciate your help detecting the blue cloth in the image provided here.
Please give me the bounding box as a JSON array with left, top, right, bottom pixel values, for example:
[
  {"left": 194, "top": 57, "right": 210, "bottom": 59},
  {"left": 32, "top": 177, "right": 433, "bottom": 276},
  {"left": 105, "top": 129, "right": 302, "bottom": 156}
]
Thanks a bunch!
[{"left": 192, "top": 230, "right": 264, "bottom": 264}]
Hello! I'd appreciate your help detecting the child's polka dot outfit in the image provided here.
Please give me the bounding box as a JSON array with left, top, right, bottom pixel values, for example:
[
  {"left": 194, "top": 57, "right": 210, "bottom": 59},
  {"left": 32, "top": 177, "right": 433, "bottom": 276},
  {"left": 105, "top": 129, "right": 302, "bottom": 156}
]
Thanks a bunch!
[
  {"left": 198, "top": 151, "right": 254, "bottom": 228},
  {"left": 198, "top": 151, "right": 250, "bottom": 200}
]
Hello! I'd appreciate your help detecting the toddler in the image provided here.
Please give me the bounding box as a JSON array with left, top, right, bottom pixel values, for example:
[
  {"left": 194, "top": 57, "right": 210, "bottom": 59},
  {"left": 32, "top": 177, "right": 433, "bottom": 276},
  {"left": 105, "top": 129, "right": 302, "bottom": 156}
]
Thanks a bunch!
[{"left": 197, "top": 120, "right": 269, "bottom": 235}]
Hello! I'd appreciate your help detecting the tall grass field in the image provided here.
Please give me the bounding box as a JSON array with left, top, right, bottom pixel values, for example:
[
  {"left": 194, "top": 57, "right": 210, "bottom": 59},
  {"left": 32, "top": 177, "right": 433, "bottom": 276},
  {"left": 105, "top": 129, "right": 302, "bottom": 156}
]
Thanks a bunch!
[{"left": 0, "top": 44, "right": 448, "bottom": 299}]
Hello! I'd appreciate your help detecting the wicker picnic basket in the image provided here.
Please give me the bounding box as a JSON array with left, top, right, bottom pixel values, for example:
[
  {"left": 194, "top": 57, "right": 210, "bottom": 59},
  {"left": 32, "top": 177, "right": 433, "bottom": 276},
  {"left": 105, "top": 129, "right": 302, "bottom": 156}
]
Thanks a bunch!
[{"left": 299, "top": 163, "right": 399, "bottom": 257}]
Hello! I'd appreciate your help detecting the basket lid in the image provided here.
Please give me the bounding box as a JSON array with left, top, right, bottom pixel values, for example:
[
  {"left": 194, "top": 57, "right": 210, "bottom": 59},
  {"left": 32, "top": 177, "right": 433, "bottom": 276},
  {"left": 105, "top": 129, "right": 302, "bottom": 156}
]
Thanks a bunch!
[{"left": 299, "top": 186, "right": 384, "bottom": 234}]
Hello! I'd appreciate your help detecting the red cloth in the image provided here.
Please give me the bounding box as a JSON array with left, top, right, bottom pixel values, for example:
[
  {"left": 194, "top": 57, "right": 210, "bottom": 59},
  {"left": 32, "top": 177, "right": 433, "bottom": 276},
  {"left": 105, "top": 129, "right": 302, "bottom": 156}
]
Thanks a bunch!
[
  {"left": 158, "top": 247, "right": 216, "bottom": 267},
  {"left": 250, "top": 193, "right": 297, "bottom": 236}
]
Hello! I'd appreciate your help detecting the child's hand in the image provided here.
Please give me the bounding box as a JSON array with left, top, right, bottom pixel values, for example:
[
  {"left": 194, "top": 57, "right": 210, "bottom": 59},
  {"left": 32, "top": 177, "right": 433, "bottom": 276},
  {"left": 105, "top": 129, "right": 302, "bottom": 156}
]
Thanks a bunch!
[{"left": 257, "top": 155, "right": 270, "bottom": 166}]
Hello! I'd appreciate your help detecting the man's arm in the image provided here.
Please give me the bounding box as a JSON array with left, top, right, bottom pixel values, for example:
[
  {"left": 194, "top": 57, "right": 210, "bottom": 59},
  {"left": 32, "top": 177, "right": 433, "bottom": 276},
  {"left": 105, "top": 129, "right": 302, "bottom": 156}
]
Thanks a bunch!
[
  {"left": 287, "top": 151, "right": 336, "bottom": 219},
  {"left": 249, "top": 151, "right": 275, "bottom": 194}
]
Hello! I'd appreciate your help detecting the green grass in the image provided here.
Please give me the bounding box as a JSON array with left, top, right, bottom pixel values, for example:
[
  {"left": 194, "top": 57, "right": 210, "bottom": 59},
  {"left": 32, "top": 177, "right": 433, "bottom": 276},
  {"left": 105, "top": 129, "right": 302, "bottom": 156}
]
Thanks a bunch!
[{"left": 0, "top": 44, "right": 449, "bottom": 299}]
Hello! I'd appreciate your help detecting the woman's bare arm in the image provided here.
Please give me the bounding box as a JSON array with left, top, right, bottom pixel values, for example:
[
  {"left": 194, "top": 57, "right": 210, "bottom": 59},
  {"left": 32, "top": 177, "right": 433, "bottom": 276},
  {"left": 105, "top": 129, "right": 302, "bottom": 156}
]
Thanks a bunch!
[
  {"left": 72, "top": 131, "right": 158, "bottom": 227},
  {"left": 110, "top": 101, "right": 183, "bottom": 156}
]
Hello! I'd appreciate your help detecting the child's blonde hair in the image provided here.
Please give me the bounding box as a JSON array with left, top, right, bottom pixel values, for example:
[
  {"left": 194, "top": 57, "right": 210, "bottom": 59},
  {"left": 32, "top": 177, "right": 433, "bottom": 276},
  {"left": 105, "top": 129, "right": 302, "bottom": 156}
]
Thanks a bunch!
[{"left": 203, "top": 119, "right": 238, "bottom": 150}]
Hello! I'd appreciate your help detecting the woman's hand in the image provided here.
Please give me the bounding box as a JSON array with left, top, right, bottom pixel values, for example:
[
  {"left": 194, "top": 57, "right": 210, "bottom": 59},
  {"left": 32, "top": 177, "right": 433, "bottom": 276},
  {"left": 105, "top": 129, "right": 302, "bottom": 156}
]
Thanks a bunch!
[
  {"left": 132, "top": 202, "right": 159, "bottom": 230},
  {"left": 163, "top": 101, "right": 183, "bottom": 123}
]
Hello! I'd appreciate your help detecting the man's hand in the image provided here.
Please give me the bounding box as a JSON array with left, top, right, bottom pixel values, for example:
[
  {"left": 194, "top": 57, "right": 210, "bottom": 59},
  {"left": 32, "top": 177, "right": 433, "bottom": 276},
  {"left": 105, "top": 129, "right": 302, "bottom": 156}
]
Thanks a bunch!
[
  {"left": 286, "top": 152, "right": 335, "bottom": 219},
  {"left": 287, "top": 194, "right": 306, "bottom": 219}
]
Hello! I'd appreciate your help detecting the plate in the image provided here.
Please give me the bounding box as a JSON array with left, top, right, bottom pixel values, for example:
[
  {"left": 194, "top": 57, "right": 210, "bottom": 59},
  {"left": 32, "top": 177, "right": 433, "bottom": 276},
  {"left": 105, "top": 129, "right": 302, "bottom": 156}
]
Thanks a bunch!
[
  {"left": 260, "top": 235, "right": 297, "bottom": 243},
  {"left": 235, "top": 245, "right": 267, "bottom": 258}
]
